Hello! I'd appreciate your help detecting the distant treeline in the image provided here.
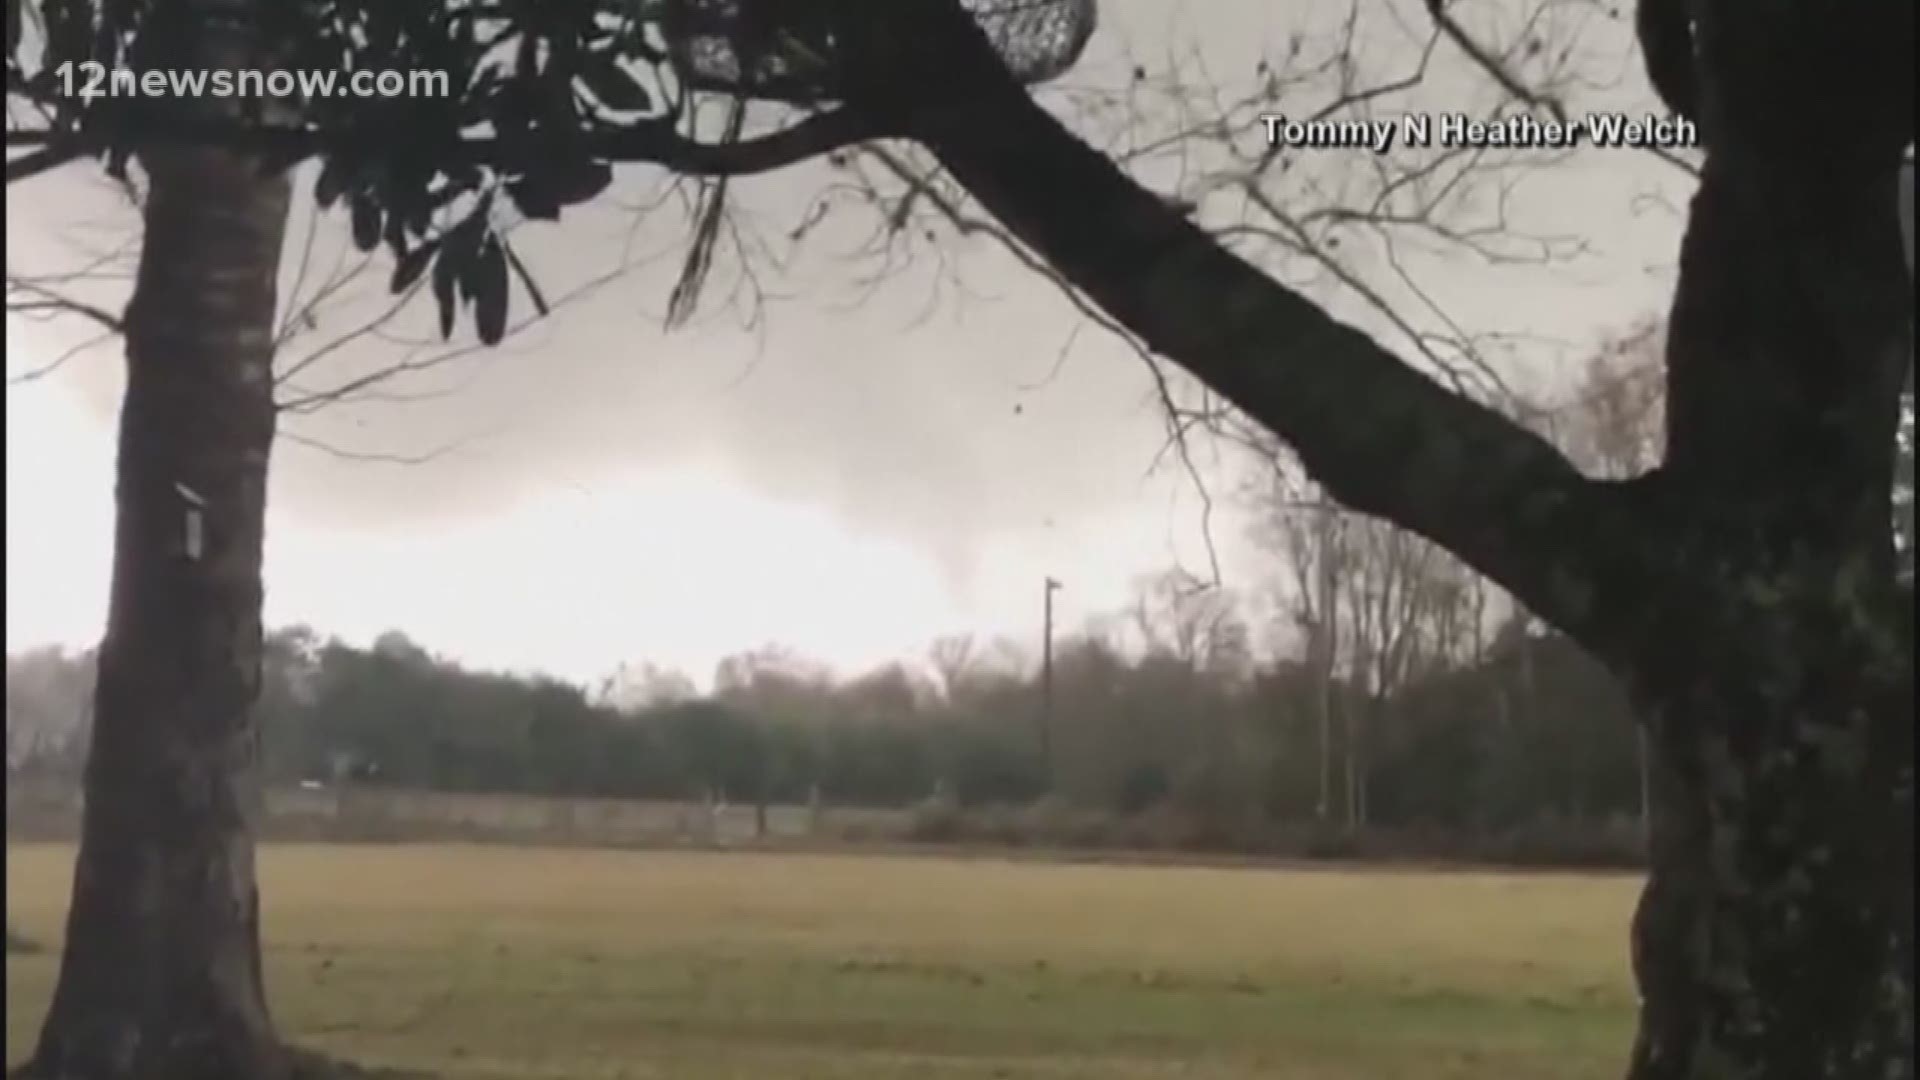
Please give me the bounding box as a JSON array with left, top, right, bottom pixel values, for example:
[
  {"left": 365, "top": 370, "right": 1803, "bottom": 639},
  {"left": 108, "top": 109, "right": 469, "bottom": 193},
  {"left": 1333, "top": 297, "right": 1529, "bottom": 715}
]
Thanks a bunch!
[
  {"left": 8, "top": 319, "right": 1902, "bottom": 868},
  {"left": 8, "top": 611, "right": 1646, "bottom": 861}
]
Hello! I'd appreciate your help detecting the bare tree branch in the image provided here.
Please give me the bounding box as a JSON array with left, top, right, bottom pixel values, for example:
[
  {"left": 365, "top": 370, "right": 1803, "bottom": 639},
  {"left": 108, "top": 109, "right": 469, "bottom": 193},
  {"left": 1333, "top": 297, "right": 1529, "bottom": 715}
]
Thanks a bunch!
[
  {"left": 4, "top": 280, "right": 122, "bottom": 334},
  {"left": 913, "top": 49, "right": 1649, "bottom": 650},
  {"left": 276, "top": 427, "right": 473, "bottom": 466},
  {"left": 5, "top": 329, "right": 116, "bottom": 385}
]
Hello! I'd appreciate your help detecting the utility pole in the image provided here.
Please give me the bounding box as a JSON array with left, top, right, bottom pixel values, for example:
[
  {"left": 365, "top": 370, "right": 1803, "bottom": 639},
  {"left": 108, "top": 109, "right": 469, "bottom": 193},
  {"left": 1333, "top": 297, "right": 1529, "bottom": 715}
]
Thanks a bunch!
[{"left": 1040, "top": 576, "right": 1061, "bottom": 782}]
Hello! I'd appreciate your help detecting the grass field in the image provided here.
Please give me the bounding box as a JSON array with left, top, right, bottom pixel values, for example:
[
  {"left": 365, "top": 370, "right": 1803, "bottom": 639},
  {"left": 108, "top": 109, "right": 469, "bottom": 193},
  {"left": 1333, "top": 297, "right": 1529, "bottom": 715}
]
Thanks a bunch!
[{"left": 6, "top": 843, "right": 1642, "bottom": 1079}]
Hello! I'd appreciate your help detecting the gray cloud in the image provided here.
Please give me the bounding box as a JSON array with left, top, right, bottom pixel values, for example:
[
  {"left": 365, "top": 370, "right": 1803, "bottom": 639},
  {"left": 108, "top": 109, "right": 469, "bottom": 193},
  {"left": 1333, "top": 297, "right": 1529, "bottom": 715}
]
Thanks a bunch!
[{"left": 7, "top": 0, "right": 1686, "bottom": 642}]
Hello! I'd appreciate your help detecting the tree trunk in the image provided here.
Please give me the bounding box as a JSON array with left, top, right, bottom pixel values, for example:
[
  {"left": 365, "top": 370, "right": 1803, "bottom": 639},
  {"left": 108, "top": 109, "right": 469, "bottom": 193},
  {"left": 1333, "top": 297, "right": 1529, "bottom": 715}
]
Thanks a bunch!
[
  {"left": 17, "top": 131, "right": 292, "bottom": 1080},
  {"left": 1637, "top": 724, "right": 1652, "bottom": 852},
  {"left": 1625, "top": 602, "right": 1911, "bottom": 1079},
  {"left": 1312, "top": 515, "right": 1339, "bottom": 825},
  {"left": 1620, "top": 29, "right": 1913, "bottom": 1068}
]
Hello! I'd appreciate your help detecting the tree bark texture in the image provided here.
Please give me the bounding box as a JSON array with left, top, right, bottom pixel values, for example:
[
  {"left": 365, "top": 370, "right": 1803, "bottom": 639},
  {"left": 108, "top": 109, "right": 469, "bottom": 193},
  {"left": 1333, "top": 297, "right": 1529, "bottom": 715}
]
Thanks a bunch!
[{"left": 18, "top": 4, "right": 294, "bottom": 1068}]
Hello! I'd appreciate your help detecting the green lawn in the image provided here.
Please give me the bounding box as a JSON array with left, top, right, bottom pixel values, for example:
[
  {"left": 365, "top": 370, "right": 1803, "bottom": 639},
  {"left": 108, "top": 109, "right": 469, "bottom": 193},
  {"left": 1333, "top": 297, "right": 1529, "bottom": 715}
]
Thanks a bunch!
[{"left": 6, "top": 843, "right": 1642, "bottom": 1078}]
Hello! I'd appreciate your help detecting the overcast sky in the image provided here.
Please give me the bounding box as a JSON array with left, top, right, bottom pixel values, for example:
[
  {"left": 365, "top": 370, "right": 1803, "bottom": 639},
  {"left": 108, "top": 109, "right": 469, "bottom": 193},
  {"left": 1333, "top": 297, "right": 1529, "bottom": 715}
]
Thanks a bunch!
[{"left": 5, "top": 0, "right": 1690, "bottom": 690}]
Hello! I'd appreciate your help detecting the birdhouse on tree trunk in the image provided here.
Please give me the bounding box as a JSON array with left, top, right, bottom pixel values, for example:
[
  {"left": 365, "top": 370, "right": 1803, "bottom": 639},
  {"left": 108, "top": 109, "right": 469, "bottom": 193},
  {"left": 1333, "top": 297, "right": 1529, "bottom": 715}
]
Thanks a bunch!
[{"left": 174, "top": 482, "right": 206, "bottom": 561}]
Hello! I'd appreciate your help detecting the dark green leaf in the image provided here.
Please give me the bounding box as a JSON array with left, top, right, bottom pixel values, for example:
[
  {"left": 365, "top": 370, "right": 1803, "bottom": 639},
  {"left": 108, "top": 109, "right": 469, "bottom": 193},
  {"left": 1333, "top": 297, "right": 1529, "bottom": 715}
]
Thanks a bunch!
[
  {"left": 552, "top": 159, "right": 612, "bottom": 206},
  {"left": 382, "top": 204, "right": 408, "bottom": 257},
  {"left": 257, "top": 141, "right": 308, "bottom": 179},
  {"left": 432, "top": 250, "right": 458, "bottom": 340},
  {"left": 450, "top": 162, "right": 486, "bottom": 191},
  {"left": 516, "top": 32, "right": 538, "bottom": 80},
  {"left": 314, "top": 156, "right": 352, "bottom": 209},
  {"left": 427, "top": 182, "right": 464, "bottom": 212},
  {"left": 581, "top": 54, "right": 651, "bottom": 112},
  {"left": 439, "top": 194, "right": 490, "bottom": 272},
  {"left": 390, "top": 239, "right": 439, "bottom": 294},
  {"left": 404, "top": 198, "right": 432, "bottom": 238},
  {"left": 506, "top": 176, "right": 561, "bottom": 221},
  {"left": 349, "top": 195, "right": 382, "bottom": 252},
  {"left": 471, "top": 237, "right": 509, "bottom": 346}
]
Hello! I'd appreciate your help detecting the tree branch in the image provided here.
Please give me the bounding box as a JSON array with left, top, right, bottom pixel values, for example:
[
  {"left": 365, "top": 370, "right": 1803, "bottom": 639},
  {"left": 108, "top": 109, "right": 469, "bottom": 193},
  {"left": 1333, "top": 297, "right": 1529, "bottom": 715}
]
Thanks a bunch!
[
  {"left": 4, "top": 142, "right": 87, "bottom": 183},
  {"left": 1425, "top": 3, "right": 1567, "bottom": 125},
  {"left": 1635, "top": 0, "right": 1698, "bottom": 123},
  {"left": 6, "top": 107, "right": 892, "bottom": 185},
  {"left": 911, "top": 73, "right": 1652, "bottom": 649},
  {"left": 6, "top": 276, "right": 125, "bottom": 333}
]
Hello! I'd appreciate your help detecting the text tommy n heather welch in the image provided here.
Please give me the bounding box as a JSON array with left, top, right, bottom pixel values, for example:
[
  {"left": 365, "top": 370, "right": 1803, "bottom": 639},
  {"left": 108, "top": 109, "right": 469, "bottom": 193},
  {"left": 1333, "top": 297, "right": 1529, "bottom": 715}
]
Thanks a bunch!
[{"left": 1260, "top": 112, "right": 1696, "bottom": 154}]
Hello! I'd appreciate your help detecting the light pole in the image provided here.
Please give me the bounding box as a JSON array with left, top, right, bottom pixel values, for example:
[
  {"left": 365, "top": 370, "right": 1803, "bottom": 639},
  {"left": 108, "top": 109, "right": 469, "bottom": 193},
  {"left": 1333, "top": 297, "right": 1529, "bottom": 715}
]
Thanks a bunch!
[{"left": 1040, "top": 576, "right": 1061, "bottom": 783}]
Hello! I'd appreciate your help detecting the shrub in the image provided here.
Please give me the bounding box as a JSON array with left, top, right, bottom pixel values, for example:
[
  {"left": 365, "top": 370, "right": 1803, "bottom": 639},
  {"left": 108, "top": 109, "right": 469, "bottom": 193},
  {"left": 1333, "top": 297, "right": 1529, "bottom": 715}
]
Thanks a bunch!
[{"left": 904, "top": 794, "right": 965, "bottom": 843}]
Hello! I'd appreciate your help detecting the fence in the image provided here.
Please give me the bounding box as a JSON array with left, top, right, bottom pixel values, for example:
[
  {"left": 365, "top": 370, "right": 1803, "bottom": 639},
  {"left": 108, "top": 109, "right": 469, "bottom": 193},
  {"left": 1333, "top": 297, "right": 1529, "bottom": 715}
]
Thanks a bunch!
[
  {"left": 5, "top": 777, "right": 1645, "bottom": 868},
  {"left": 4, "top": 777, "right": 911, "bottom": 849}
]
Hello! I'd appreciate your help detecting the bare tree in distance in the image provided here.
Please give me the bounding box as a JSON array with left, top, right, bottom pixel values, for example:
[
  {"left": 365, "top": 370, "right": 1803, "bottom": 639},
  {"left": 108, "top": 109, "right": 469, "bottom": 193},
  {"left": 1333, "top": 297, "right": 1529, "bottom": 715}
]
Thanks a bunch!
[
  {"left": 1334, "top": 512, "right": 1474, "bottom": 829},
  {"left": 4, "top": 646, "right": 97, "bottom": 782},
  {"left": 1256, "top": 464, "right": 1489, "bottom": 832},
  {"left": 1558, "top": 320, "right": 1668, "bottom": 482},
  {"left": 926, "top": 633, "right": 978, "bottom": 702},
  {"left": 597, "top": 661, "right": 700, "bottom": 713},
  {"left": 1127, "top": 567, "right": 1252, "bottom": 679},
  {"left": 1266, "top": 490, "right": 1351, "bottom": 823},
  {"left": 712, "top": 644, "right": 836, "bottom": 702}
]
